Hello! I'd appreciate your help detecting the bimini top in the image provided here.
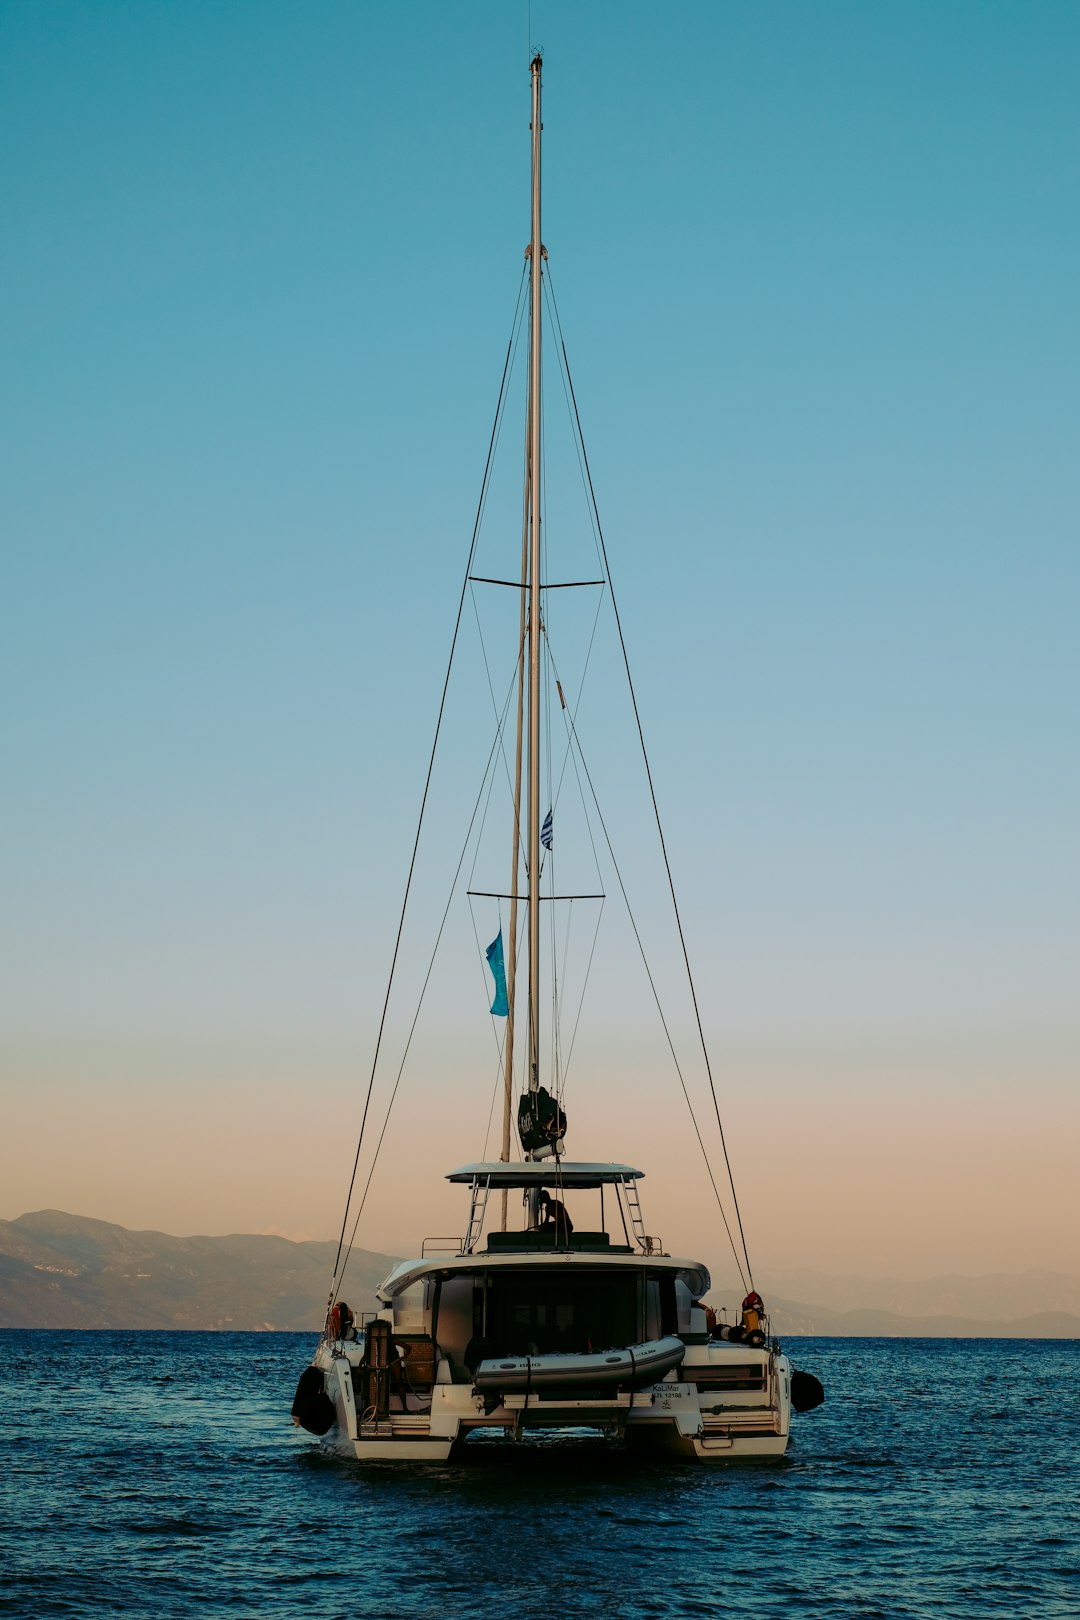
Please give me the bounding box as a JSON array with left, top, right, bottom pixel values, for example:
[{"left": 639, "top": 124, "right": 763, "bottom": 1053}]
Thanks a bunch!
[{"left": 446, "top": 1161, "right": 643, "bottom": 1189}]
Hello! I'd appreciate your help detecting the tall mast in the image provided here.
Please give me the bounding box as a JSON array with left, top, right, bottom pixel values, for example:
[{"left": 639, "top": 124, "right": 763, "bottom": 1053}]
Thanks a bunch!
[
  {"left": 499, "top": 472, "right": 529, "bottom": 1228},
  {"left": 526, "top": 51, "right": 543, "bottom": 1112}
]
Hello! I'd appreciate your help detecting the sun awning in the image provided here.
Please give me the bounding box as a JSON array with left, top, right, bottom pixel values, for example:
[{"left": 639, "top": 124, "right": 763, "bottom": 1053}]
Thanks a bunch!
[{"left": 446, "top": 1161, "right": 643, "bottom": 1189}]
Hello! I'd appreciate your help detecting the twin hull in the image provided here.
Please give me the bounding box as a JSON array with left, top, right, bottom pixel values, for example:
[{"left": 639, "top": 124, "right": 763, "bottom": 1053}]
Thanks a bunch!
[{"left": 309, "top": 1255, "right": 792, "bottom": 1463}]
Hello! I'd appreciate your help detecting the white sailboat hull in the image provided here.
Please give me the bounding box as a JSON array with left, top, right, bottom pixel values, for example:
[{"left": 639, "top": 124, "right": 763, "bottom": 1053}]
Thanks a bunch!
[{"left": 310, "top": 1332, "right": 792, "bottom": 1465}]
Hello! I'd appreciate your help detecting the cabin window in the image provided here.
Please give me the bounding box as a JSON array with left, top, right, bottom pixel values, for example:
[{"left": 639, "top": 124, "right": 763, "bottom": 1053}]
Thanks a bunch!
[
  {"left": 658, "top": 1275, "right": 678, "bottom": 1337},
  {"left": 483, "top": 1269, "right": 641, "bottom": 1355},
  {"left": 394, "top": 1281, "right": 425, "bottom": 1330}
]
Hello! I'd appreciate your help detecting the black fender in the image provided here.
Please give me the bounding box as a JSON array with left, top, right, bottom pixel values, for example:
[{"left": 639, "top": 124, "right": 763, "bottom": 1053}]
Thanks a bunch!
[
  {"left": 291, "top": 1366, "right": 336, "bottom": 1435},
  {"left": 790, "top": 1369, "right": 825, "bottom": 1413}
]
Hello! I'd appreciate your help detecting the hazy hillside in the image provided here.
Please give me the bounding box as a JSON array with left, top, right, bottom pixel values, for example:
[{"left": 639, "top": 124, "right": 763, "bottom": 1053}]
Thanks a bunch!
[
  {"left": 762, "top": 1294, "right": 1080, "bottom": 1339},
  {"left": 756, "top": 1267, "right": 1080, "bottom": 1323},
  {"left": 1, "top": 1211, "right": 1077, "bottom": 1336},
  {"left": 0, "top": 1210, "right": 396, "bottom": 1331}
]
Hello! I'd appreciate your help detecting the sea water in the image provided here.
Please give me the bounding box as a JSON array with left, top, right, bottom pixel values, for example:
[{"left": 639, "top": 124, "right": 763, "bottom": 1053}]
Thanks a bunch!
[{"left": 0, "top": 1332, "right": 1076, "bottom": 1618}]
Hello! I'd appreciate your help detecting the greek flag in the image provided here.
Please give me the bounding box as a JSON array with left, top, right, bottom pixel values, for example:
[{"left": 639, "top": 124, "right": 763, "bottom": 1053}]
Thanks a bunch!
[
  {"left": 485, "top": 930, "right": 509, "bottom": 1017},
  {"left": 541, "top": 808, "right": 553, "bottom": 851}
]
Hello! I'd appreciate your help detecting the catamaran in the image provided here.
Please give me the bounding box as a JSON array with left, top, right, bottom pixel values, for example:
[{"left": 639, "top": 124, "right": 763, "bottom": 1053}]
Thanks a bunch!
[{"left": 291, "top": 54, "right": 823, "bottom": 1463}]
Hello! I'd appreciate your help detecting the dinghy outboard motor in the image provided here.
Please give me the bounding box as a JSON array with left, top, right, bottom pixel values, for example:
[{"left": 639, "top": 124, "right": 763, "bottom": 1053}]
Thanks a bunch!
[
  {"left": 790, "top": 1369, "right": 826, "bottom": 1413},
  {"left": 291, "top": 1367, "right": 335, "bottom": 1435}
]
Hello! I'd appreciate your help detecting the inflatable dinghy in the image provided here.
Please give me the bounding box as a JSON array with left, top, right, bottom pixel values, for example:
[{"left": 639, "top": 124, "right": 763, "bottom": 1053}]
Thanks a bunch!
[{"left": 474, "top": 1335, "right": 684, "bottom": 1394}]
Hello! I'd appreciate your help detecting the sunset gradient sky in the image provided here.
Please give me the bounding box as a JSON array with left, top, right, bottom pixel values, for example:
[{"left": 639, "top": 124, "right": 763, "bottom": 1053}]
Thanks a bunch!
[{"left": 3, "top": 1, "right": 1077, "bottom": 1291}]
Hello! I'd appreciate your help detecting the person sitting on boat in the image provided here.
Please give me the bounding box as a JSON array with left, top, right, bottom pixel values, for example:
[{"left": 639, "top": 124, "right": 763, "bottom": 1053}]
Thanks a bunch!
[
  {"left": 538, "top": 1188, "right": 573, "bottom": 1242},
  {"left": 328, "top": 1300, "right": 355, "bottom": 1340},
  {"left": 741, "top": 1290, "right": 766, "bottom": 1344},
  {"left": 691, "top": 1299, "right": 718, "bottom": 1337}
]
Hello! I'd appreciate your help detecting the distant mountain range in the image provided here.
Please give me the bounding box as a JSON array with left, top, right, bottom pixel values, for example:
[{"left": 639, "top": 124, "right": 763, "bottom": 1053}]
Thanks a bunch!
[
  {"left": 763, "top": 1296, "right": 1080, "bottom": 1339},
  {"left": 1, "top": 1210, "right": 1077, "bottom": 1336},
  {"left": 756, "top": 1265, "right": 1080, "bottom": 1338},
  {"left": 0, "top": 1210, "right": 395, "bottom": 1331},
  {"left": 757, "top": 1265, "right": 1080, "bottom": 1322}
]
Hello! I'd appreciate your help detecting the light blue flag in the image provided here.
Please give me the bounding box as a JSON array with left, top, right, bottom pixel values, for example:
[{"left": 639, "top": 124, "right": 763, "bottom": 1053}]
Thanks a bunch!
[{"left": 485, "top": 930, "right": 509, "bottom": 1017}]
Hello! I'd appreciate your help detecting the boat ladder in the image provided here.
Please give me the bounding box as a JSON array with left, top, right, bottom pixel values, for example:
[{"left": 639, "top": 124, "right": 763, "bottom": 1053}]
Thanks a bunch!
[
  {"left": 463, "top": 1173, "right": 491, "bottom": 1253},
  {"left": 620, "top": 1175, "right": 656, "bottom": 1253}
]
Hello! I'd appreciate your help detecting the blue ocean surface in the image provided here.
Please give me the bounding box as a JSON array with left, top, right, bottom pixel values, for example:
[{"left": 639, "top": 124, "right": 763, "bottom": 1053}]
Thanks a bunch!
[{"left": 0, "top": 1331, "right": 1076, "bottom": 1618}]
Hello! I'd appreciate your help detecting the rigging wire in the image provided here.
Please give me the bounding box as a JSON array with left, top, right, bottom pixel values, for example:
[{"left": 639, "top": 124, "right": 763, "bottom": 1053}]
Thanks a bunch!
[
  {"left": 333, "top": 714, "right": 512, "bottom": 1302},
  {"left": 546, "top": 268, "right": 756, "bottom": 1289},
  {"left": 470, "top": 596, "right": 529, "bottom": 873},
  {"left": 467, "top": 283, "right": 531, "bottom": 847},
  {"left": 538, "top": 385, "right": 563, "bottom": 1100},
  {"left": 329, "top": 231, "right": 756, "bottom": 1297},
  {"left": 543, "top": 275, "right": 606, "bottom": 578},
  {"left": 479, "top": 897, "right": 529, "bottom": 1162},
  {"left": 559, "top": 703, "right": 749, "bottom": 1295},
  {"left": 538, "top": 621, "right": 609, "bottom": 1079},
  {"left": 530, "top": 294, "right": 609, "bottom": 1108},
  {"left": 539, "top": 635, "right": 607, "bottom": 1096},
  {"left": 325, "top": 267, "right": 528, "bottom": 1315},
  {"left": 466, "top": 658, "right": 521, "bottom": 1076},
  {"left": 463, "top": 657, "right": 523, "bottom": 1164},
  {"left": 558, "top": 895, "right": 605, "bottom": 1088},
  {"left": 466, "top": 640, "right": 527, "bottom": 898}
]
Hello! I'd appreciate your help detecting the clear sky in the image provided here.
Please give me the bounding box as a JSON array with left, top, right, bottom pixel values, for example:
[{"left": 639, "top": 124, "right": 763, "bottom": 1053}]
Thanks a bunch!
[{"left": 2, "top": 1, "right": 1077, "bottom": 1290}]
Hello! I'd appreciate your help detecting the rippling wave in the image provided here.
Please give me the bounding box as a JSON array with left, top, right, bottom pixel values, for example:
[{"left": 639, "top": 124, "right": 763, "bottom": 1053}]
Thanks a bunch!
[{"left": 1, "top": 1331, "right": 1076, "bottom": 1618}]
